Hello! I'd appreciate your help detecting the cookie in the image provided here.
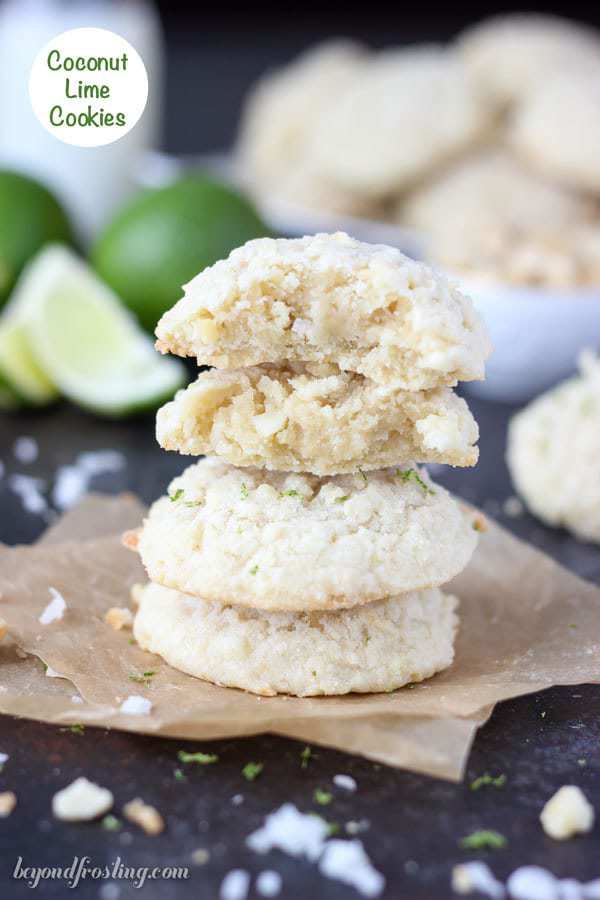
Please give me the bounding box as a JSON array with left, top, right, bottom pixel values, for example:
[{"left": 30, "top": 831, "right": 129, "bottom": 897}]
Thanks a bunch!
[
  {"left": 133, "top": 581, "right": 459, "bottom": 697},
  {"left": 132, "top": 457, "right": 478, "bottom": 612},
  {"left": 509, "top": 74, "right": 600, "bottom": 194},
  {"left": 507, "top": 351, "right": 600, "bottom": 543},
  {"left": 305, "top": 47, "right": 491, "bottom": 197},
  {"left": 236, "top": 40, "right": 366, "bottom": 186},
  {"left": 155, "top": 232, "right": 491, "bottom": 390},
  {"left": 156, "top": 363, "right": 479, "bottom": 473},
  {"left": 400, "top": 151, "right": 590, "bottom": 238},
  {"left": 456, "top": 14, "right": 600, "bottom": 109}
]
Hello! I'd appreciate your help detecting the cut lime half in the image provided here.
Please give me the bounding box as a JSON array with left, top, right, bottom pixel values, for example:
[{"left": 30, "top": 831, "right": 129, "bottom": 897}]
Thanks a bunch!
[{"left": 13, "top": 245, "right": 186, "bottom": 417}]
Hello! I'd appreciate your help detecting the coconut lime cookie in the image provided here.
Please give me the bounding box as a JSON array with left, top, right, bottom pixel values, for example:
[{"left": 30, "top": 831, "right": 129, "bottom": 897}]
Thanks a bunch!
[
  {"left": 156, "top": 232, "right": 490, "bottom": 390},
  {"left": 507, "top": 351, "right": 600, "bottom": 544},
  {"left": 131, "top": 457, "right": 477, "bottom": 612},
  {"left": 236, "top": 40, "right": 366, "bottom": 187},
  {"left": 509, "top": 73, "right": 600, "bottom": 194},
  {"left": 156, "top": 363, "right": 479, "bottom": 473},
  {"left": 133, "top": 582, "right": 458, "bottom": 697},
  {"left": 401, "top": 151, "right": 590, "bottom": 239},
  {"left": 131, "top": 231, "right": 487, "bottom": 696},
  {"left": 456, "top": 14, "right": 600, "bottom": 109},
  {"left": 306, "top": 47, "right": 491, "bottom": 197}
]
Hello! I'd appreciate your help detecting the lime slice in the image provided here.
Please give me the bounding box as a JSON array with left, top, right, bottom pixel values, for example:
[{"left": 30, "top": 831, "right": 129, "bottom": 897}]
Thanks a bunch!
[
  {"left": 12, "top": 244, "right": 186, "bottom": 417},
  {"left": 0, "top": 314, "right": 59, "bottom": 406}
]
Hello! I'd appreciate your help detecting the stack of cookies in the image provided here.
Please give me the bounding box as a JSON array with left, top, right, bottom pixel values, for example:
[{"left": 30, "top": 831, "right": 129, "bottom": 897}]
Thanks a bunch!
[{"left": 127, "top": 233, "right": 490, "bottom": 697}]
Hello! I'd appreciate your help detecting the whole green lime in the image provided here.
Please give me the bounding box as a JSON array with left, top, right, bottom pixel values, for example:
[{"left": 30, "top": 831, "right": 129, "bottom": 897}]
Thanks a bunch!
[
  {"left": 91, "top": 175, "right": 271, "bottom": 332},
  {"left": 0, "top": 170, "right": 74, "bottom": 309}
]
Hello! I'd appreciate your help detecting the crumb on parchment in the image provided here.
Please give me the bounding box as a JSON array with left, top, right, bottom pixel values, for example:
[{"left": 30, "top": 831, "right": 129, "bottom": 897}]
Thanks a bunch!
[
  {"left": 104, "top": 607, "right": 134, "bottom": 631},
  {"left": 123, "top": 798, "right": 164, "bottom": 835}
]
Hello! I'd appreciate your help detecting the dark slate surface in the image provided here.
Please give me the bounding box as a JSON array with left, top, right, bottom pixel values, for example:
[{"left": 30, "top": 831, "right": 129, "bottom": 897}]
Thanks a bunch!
[{"left": 0, "top": 396, "right": 599, "bottom": 899}]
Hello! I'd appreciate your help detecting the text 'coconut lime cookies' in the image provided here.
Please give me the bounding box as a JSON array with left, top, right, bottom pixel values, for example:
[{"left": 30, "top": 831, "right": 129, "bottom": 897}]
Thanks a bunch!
[{"left": 125, "top": 232, "right": 490, "bottom": 697}]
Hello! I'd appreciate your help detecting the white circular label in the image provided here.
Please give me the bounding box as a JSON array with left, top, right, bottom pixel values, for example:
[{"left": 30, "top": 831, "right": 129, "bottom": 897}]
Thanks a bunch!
[{"left": 29, "top": 27, "right": 148, "bottom": 148}]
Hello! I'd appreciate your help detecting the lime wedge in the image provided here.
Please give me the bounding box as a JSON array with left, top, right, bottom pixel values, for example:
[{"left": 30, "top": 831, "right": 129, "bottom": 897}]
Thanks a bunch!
[
  {"left": 10, "top": 244, "right": 186, "bottom": 417},
  {"left": 0, "top": 365, "right": 21, "bottom": 410},
  {"left": 0, "top": 314, "right": 59, "bottom": 406}
]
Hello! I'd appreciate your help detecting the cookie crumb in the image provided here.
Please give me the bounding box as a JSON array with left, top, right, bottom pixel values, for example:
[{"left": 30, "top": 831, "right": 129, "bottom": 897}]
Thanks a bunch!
[
  {"left": 52, "top": 777, "right": 113, "bottom": 821},
  {"left": 0, "top": 792, "right": 16, "bottom": 817},
  {"left": 104, "top": 607, "right": 134, "bottom": 631},
  {"left": 540, "top": 785, "right": 594, "bottom": 840},
  {"left": 123, "top": 798, "right": 164, "bottom": 835}
]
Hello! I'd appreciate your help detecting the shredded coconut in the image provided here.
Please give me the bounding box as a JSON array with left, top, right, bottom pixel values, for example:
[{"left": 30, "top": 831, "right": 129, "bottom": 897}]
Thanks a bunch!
[
  {"left": 119, "top": 695, "right": 152, "bottom": 716},
  {"left": 452, "top": 862, "right": 505, "bottom": 897},
  {"left": 319, "top": 839, "right": 385, "bottom": 897},
  {"left": 52, "top": 777, "right": 113, "bottom": 821},
  {"left": 333, "top": 774, "right": 357, "bottom": 792},
  {"left": 0, "top": 752, "right": 9, "bottom": 765},
  {"left": 256, "top": 871, "right": 282, "bottom": 897},
  {"left": 13, "top": 436, "right": 39, "bottom": 464},
  {"left": 247, "top": 804, "right": 328, "bottom": 861},
  {"left": 8, "top": 474, "right": 47, "bottom": 514},
  {"left": 231, "top": 794, "right": 244, "bottom": 806},
  {"left": 52, "top": 450, "right": 125, "bottom": 510},
  {"left": 39, "top": 587, "right": 66, "bottom": 625},
  {"left": 346, "top": 820, "right": 370, "bottom": 835},
  {"left": 507, "top": 866, "right": 560, "bottom": 900},
  {"left": 247, "top": 805, "right": 383, "bottom": 897},
  {"left": 220, "top": 870, "right": 250, "bottom": 900}
]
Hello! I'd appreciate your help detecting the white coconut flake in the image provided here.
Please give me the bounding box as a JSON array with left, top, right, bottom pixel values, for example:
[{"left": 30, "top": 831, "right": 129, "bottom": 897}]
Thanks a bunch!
[
  {"left": 52, "top": 450, "right": 125, "bottom": 510},
  {"left": 231, "top": 794, "right": 244, "bottom": 806},
  {"left": 71, "top": 695, "right": 83, "bottom": 704},
  {"left": 319, "top": 839, "right": 385, "bottom": 898},
  {"left": 507, "top": 867, "right": 560, "bottom": 900},
  {"left": 220, "top": 869, "right": 250, "bottom": 900},
  {"left": 452, "top": 862, "right": 505, "bottom": 898},
  {"left": 52, "top": 777, "right": 113, "bottom": 821},
  {"left": 333, "top": 774, "right": 357, "bottom": 792},
  {"left": 13, "top": 436, "right": 39, "bottom": 464},
  {"left": 119, "top": 695, "right": 152, "bottom": 716},
  {"left": 256, "top": 871, "right": 282, "bottom": 897},
  {"left": 39, "top": 587, "right": 66, "bottom": 625},
  {"left": 0, "top": 753, "right": 9, "bottom": 765},
  {"left": 247, "top": 804, "right": 328, "bottom": 861},
  {"left": 9, "top": 474, "right": 47, "bottom": 514},
  {"left": 582, "top": 879, "right": 600, "bottom": 899},
  {"left": 346, "top": 819, "right": 370, "bottom": 835}
]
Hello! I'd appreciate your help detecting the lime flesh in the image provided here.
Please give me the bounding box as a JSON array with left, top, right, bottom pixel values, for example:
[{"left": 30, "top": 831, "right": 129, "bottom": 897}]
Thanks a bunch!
[{"left": 8, "top": 244, "right": 186, "bottom": 416}]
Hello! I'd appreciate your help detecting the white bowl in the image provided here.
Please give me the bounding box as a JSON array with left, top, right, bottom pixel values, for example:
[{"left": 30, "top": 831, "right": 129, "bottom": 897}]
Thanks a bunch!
[{"left": 458, "top": 277, "right": 600, "bottom": 404}]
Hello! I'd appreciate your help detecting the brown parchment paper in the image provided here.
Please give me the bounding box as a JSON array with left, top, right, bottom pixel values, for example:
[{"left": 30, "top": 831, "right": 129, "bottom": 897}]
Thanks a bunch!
[{"left": 1, "top": 493, "right": 599, "bottom": 781}]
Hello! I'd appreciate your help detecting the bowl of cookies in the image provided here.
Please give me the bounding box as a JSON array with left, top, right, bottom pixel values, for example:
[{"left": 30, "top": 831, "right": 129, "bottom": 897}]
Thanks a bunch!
[{"left": 232, "top": 14, "right": 600, "bottom": 403}]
